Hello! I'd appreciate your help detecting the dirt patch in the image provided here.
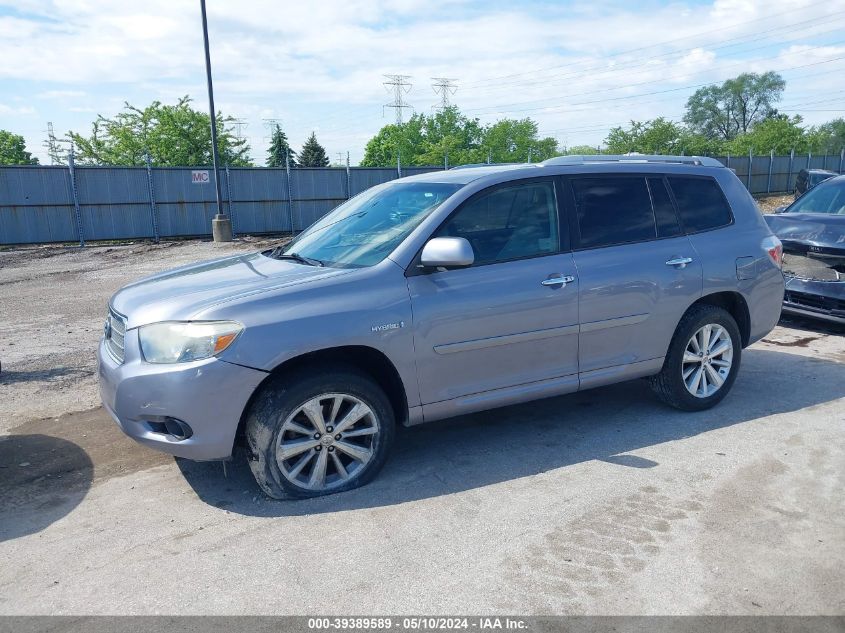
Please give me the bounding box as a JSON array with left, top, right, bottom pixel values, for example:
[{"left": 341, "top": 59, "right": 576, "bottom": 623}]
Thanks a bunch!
[
  {"left": 762, "top": 335, "right": 820, "bottom": 348},
  {"left": 2, "top": 407, "right": 170, "bottom": 505}
]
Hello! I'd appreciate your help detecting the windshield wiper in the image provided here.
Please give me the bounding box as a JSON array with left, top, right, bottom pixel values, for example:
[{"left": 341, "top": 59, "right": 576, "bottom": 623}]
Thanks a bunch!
[{"left": 269, "top": 250, "right": 324, "bottom": 267}]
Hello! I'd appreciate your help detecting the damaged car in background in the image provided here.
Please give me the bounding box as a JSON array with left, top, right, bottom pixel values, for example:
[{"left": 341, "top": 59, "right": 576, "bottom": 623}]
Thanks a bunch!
[{"left": 765, "top": 175, "right": 845, "bottom": 325}]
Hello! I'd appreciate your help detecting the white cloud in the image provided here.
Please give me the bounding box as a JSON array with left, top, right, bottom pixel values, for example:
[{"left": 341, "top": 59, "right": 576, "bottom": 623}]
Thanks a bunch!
[
  {"left": 0, "top": 103, "right": 36, "bottom": 115},
  {"left": 2, "top": 0, "right": 844, "bottom": 163}
]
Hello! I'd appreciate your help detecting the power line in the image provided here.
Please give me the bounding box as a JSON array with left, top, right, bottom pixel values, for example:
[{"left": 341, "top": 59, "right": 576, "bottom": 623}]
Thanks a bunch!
[
  {"left": 463, "top": 0, "right": 837, "bottom": 88},
  {"left": 470, "top": 14, "right": 845, "bottom": 96},
  {"left": 465, "top": 52, "right": 845, "bottom": 117},
  {"left": 309, "top": 19, "right": 845, "bottom": 136},
  {"left": 383, "top": 74, "right": 413, "bottom": 124},
  {"left": 431, "top": 77, "right": 458, "bottom": 111}
]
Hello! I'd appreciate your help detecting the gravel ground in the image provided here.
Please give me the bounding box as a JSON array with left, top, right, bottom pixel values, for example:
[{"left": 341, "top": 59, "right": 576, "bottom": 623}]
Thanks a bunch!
[
  {"left": 0, "top": 238, "right": 843, "bottom": 615},
  {"left": 754, "top": 193, "right": 794, "bottom": 213}
]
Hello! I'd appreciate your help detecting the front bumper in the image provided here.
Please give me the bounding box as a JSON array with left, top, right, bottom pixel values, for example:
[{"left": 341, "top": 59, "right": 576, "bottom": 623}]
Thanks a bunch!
[
  {"left": 98, "top": 331, "right": 268, "bottom": 460},
  {"left": 782, "top": 276, "right": 845, "bottom": 325}
]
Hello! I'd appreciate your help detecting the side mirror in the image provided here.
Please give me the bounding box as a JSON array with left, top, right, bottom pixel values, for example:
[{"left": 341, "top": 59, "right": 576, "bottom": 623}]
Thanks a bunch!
[
  {"left": 774, "top": 205, "right": 789, "bottom": 214},
  {"left": 420, "top": 237, "right": 474, "bottom": 268}
]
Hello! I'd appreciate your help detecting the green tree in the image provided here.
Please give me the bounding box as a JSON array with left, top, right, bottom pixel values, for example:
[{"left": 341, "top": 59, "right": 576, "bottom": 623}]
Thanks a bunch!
[
  {"left": 684, "top": 72, "right": 785, "bottom": 141},
  {"left": 605, "top": 118, "right": 686, "bottom": 154},
  {"left": 360, "top": 120, "right": 424, "bottom": 167},
  {"left": 604, "top": 118, "right": 724, "bottom": 155},
  {"left": 66, "top": 96, "right": 251, "bottom": 166},
  {"left": 266, "top": 124, "right": 297, "bottom": 167},
  {"left": 807, "top": 118, "right": 845, "bottom": 153},
  {"left": 418, "top": 107, "right": 485, "bottom": 166},
  {"left": 482, "top": 118, "right": 558, "bottom": 163},
  {"left": 725, "top": 115, "right": 811, "bottom": 154},
  {"left": 361, "top": 108, "right": 557, "bottom": 167},
  {"left": 298, "top": 131, "right": 329, "bottom": 167},
  {"left": 564, "top": 144, "right": 603, "bottom": 155},
  {"left": 0, "top": 130, "right": 38, "bottom": 165}
]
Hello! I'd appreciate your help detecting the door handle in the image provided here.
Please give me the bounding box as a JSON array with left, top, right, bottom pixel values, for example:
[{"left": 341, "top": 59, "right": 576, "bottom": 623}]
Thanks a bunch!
[
  {"left": 665, "top": 257, "right": 693, "bottom": 268},
  {"left": 541, "top": 275, "right": 575, "bottom": 287}
]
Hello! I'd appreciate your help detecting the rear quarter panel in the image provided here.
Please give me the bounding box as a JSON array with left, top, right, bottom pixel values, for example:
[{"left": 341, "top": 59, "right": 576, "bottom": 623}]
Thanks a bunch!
[{"left": 688, "top": 170, "right": 784, "bottom": 346}]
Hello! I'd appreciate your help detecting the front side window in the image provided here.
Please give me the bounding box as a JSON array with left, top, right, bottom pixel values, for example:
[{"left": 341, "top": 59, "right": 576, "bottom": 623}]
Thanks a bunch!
[
  {"left": 276, "top": 182, "right": 461, "bottom": 267},
  {"left": 571, "top": 176, "right": 656, "bottom": 248},
  {"left": 668, "top": 176, "right": 732, "bottom": 232},
  {"left": 787, "top": 180, "right": 845, "bottom": 215},
  {"left": 435, "top": 181, "right": 559, "bottom": 265}
]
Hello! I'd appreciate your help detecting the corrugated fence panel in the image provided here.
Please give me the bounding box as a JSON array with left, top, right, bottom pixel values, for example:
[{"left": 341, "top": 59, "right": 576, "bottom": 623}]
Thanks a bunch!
[
  {"left": 348, "top": 168, "right": 400, "bottom": 196},
  {"left": 0, "top": 166, "right": 78, "bottom": 244},
  {"left": 226, "top": 168, "right": 289, "bottom": 234},
  {"left": 152, "top": 168, "right": 219, "bottom": 237},
  {"left": 76, "top": 168, "right": 155, "bottom": 240},
  {"left": 2, "top": 160, "right": 842, "bottom": 245}
]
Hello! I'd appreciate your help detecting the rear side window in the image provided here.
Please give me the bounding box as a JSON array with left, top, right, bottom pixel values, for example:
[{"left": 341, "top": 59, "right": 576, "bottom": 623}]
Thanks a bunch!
[
  {"left": 648, "top": 177, "right": 682, "bottom": 238},
  {"left": 571, "top": 177, "right": 655, "bottom": 248},
  {"left": 668, "top": 176, "right": 732, "bottom": 233}
]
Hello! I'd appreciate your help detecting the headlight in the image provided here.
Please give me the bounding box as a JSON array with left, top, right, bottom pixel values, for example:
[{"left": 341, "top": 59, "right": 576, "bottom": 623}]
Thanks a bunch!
[{"left": 138, "top": 321, "right": 243, "bottom": 364}]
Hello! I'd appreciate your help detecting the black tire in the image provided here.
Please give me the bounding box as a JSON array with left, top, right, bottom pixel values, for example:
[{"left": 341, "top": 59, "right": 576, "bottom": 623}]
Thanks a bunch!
[
  {"left": 245, "top": 366, "right": 395, "bottom": 499},
  {"left": 649, "top": 304, "right": 742, "bottom": 412}
]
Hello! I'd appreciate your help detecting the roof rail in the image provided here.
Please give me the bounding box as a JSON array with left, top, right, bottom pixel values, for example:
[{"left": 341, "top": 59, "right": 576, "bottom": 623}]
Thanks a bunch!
[
  {"left": 449, "top": 162, "right": 529, "bottom": 170},
  {"left": 541, "top": 154, "right": 724, "bottom": 168}
]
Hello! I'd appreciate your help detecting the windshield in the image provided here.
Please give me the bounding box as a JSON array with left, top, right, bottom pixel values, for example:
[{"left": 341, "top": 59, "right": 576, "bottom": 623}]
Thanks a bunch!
[
  {"left": 788, "top": 179, "right": 845, "bottom": 215},
  {"left": 274, "top": 182, "right": 461, "bottom": 267}
]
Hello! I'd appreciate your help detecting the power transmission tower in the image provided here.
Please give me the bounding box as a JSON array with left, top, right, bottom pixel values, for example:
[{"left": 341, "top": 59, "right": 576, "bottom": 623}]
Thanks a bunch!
[
  {"left": 431, "top": 78, "right": 458, "bottom": 112},
  {"left": 383, "top": 74, "right": 413, "bottom": 125},
  {"left": 231, "top": 118, "right": 248, "bottom": 140},
  {"left": 44, "top": 122, "right": 65, "bottom": 165},
  {"left": 261, "top": 118, "right": 284, "bottom": 141}
]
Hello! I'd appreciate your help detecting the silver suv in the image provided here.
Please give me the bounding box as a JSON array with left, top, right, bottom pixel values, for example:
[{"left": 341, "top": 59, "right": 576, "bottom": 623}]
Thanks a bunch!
[{"left": 98, "top": 155, "right": 785, "bottom": 499}]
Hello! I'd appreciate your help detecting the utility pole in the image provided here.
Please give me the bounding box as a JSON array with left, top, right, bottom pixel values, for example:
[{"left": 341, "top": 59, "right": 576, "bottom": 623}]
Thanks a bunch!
[
  {"left": 431, "top": 78, "right": 458, "bottom": 112},
  {"left": 336, "top": 152, "right": 345, "bottom": 166},
  {"left": 383, "top": 74, "right": 413, "bottom": 125},
  {"left": 200, "top": 0, "right": 232, "bottom": 242}
]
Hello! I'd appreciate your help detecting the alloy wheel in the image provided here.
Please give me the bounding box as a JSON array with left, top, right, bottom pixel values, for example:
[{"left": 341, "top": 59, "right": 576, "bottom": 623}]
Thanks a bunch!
[
  {"left": 681, "top": 324, "right": 734, "bottom": 399},
  {"left": 275, "top": 393, "right": 380, "bottom": 491}
]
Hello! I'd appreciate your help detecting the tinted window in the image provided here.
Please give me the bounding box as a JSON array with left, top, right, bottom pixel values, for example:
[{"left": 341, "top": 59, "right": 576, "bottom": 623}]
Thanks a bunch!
[
  {"left": 437, "top": 181, "right": 558, "bottom": 265},
  {"left": 809, "top": 173, "right": 834, "bottom": 187},
  {"left": 648, "top": 177, "right": 682, "bottom": 238},
  {"left": 668, "top": 177, "right": 732, "bottom": 232},
  {"left": 571, "top": 177, "right": 655, "bottom": 248}
]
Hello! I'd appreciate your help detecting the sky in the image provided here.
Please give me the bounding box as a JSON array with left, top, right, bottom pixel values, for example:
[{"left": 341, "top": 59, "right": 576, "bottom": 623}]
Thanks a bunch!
[{"left": 1, "top": 0, "right": 844, "bottom": 165}]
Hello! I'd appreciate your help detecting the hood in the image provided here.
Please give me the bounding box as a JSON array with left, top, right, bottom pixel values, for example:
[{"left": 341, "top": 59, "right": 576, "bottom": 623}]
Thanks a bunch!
[
  {"left": 764, "top": 213, "right": 845, "bottom": 255},
  {"left": 111, "top": 252, "right": 353, "bottom": 328}
]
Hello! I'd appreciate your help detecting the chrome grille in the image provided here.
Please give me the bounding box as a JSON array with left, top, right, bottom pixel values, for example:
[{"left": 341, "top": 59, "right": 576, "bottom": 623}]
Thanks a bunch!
[{"left": 105, "top": 307, "right": 127, "bottom": 364}]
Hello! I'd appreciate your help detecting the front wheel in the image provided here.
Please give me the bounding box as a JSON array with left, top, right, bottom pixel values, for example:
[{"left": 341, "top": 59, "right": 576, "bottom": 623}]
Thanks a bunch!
[
  {"left": 245, "top": 367, "right": 395, "bottom": 499},
  {"left": 650, "top": 304, "right": 742, "bottom": 411}
]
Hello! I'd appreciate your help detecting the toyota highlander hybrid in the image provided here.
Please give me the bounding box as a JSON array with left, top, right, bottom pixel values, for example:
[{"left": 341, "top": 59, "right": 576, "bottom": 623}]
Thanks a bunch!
[{"left": 99, "top": 155, "right": 785, "bottom": 498}]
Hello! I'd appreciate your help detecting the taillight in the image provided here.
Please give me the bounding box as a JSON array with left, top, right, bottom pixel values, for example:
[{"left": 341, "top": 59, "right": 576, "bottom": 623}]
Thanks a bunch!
[{"left": 763, "top": 235, "right": 783, "bottom": 268}]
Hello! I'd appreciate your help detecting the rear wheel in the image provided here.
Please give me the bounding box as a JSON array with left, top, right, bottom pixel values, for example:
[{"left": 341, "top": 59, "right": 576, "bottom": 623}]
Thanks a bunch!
[
  {"left": 245, "top": 367, "right": 395, "bottom": 499},
  {"left": 650, "top": 304, "right": 741, "bottom": 411}
]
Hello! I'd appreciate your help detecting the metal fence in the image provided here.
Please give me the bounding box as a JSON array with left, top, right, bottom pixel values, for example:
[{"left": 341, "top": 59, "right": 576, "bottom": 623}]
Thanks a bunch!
[{"left": 2, "top": 151, "right": 844, "bottom": 246}]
